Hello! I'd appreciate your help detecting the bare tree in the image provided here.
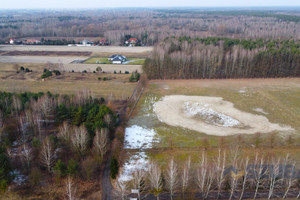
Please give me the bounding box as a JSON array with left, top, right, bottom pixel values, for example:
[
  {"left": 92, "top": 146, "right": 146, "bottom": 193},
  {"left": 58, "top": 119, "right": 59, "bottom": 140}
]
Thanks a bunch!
[
  {"left": 12, "top": 95, "right": 21, "bottom": 116},
  {"left": 132, "top": 168, "right": 146, "bottom": 200},
  {"left": 93, "top": 128, "right": 109, "bottom": 159},
  {"left": 33, "top": 112, "right": 42, "bottom": 140},
  {"left": 65, "top": 176, "right": 77, "bottom": 200},
  {"left": 20, "top": 144, "right": 32, "bottom": 167},
  {"left": 182, "top": 156, "right": 191, "bottom": 198},
  {"left": 40, "top": 137, "right": 54, "bottom": 172},
  {"left": 71, "top": 125, "right": 89, "bottom": 154},
  {"left": 165, "top": 157, "right": 178, "bottom": 200},
  {"left": 239, "top": 157, "right": 250, "bottom": 200},
  {"left": 148, "top": 161, "right": 163, "bottom": 200},
  {"left": 267, "top": 157, "right": 281, "bottom": 199},
  {"left": 216, "top": 149, "right": 226, "bottom": 199},
  {"left": 283, "top": 162, "right": 296, "bottom": 199},
  {"left": 58, "top": 122, "right": 71, "bottom": 143},
  {"left": 19, "top": 114, "right": 27, "bottom": 142},
  {"left": 253, "top": 154, "right": 265, "bottom": 200},
  {"left": 115, "top": 179, "right": 128, "bottom": 200}
]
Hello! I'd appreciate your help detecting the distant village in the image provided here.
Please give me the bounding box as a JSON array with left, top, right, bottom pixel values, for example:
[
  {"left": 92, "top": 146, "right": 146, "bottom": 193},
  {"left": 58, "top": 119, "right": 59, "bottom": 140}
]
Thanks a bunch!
[{"left": 5, "top": 37, "right": 141, "bottom": 47}]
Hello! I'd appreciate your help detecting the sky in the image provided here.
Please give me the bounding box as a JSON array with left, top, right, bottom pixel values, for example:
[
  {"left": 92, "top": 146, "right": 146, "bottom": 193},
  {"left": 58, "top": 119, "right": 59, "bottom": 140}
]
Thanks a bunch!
[{"left": 0, "top": 0, "right": 300, "bottom": 9}]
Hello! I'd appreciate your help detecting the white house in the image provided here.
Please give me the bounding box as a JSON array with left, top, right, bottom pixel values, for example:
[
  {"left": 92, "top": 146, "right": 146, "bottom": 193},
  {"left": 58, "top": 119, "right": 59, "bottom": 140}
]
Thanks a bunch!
[{"left": 109, "top": 55, "right": 127, "bottom": 64}]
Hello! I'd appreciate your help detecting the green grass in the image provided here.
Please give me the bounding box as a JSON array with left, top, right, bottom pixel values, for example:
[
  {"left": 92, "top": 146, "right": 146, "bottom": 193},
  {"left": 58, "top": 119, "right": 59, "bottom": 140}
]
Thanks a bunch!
[
  {"left": 84, "top": 57, "right": 112, "bottom": 64},
  {"left": 126, "top": 59, "right": 145, "bottom": 65}
]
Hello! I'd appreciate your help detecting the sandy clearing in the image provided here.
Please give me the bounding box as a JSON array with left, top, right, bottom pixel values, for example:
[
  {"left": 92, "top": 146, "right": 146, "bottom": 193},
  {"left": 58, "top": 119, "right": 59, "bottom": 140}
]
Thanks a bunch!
[
  {"left": 0, "top": 56, "right": 88, "bottom": 64},
  {"left": 154, "top": 95, "right": 294, "bottom": 136},
  {"left": 0, "top": 45, "right": 153, "bottom": 53}
]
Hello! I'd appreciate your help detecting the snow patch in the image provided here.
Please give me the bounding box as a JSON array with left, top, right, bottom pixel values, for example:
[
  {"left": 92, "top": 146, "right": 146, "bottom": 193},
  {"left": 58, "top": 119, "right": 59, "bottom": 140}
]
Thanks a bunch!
[
  {"left": 118, "top": 152, "right": 148, "bottom": 182},
  {"left": 124, "top": 125, "right": 157, "bottom": 149},
  {"left": 182, "top": 101, "right": 240, "bottom": 127},
  {"left": 11, "top": 170, "right": 27, "bottom": 186}
]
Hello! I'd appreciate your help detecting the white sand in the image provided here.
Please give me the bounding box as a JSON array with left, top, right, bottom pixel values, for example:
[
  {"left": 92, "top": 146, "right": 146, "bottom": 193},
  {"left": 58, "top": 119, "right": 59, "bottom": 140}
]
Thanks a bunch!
[{"left": 154, "top": 95, "right": 293, "bottom": 136}]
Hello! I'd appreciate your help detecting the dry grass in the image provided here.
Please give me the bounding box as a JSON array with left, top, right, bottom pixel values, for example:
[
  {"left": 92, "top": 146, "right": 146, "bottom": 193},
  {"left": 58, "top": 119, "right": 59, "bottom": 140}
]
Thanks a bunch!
[{"left": 0, "top": 63, "right": 137, "bottom": 99}]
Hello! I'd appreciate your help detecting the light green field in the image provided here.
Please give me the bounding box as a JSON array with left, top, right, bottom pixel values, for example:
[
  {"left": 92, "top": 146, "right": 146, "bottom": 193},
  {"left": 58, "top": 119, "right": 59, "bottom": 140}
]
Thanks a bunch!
[
  {"left": 126, "top": 78, "right": 300, "bottom": 166},
  {"left": 84, "top": 57, "right": 111, "bottom": 64}
]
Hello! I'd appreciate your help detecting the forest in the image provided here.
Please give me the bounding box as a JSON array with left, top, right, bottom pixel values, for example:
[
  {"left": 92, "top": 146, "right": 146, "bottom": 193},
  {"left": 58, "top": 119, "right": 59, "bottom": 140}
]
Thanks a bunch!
[
  {"left": 0, "top": 8, "right": 300, "bottom": 45},
  {"left": 0, "top": 91, "right": 119, "bottom": 198},
  {"left": 143, "top": 37, "right": 300, "bottom": 79}
]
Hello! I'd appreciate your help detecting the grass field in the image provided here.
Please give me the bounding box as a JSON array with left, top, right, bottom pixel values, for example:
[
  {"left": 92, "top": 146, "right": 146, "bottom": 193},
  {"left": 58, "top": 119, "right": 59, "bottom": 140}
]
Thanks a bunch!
[
  {"left": 0, "top": 63, "right": 137, "bottom": 99},
  {"left": 121, "top": 78, "right": 300, "bottom": 176}
]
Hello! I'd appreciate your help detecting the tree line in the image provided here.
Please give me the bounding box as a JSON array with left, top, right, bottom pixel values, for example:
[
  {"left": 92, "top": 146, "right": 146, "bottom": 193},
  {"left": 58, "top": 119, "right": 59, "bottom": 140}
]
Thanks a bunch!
[
  {"left": 1, "top": 9, "right": 300, "bottom": 45},
  {"left": 115, "top": 148, "right": 300, "bottom": 200},
  {"left": 143, "top": 37, "right": 300, "bottom": 79}
]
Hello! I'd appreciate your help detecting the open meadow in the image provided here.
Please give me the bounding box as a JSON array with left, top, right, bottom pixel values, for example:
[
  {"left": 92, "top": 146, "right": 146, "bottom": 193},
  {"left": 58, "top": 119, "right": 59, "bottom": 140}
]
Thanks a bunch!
[
  {"left": 0, "top": 63, "right": 137, "bottom": 99},
  {"left": 120, "top": 78, "right": 300, "bottom": 181}
]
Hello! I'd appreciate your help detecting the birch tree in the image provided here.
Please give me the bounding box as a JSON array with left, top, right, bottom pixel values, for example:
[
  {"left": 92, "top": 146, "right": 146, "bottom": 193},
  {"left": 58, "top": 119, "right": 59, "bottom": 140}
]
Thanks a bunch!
[
  {"left": 58, "top": 122, "right": 71, "bottom": 143},
  {"left": 148, "top": 161, "right": 163, "bottom": 200},
  {"left": 71, "top": 125, "right": 88, "bottom": 155},
  {"left": 132, "top": 168, "right": 145, "bottom": 200},
  {"left": 165, "top": 157, "right": 178, "bottom": 200},
  {"left": 40, "top": 137, "right": 54, "bottom": 172},
  {"left": 65, "top": 176, "right": 77, "bottom": 200},
  {"left": 93, "top": 128, "right": 109, "bottom": 159},
  {"left": 182, "top": 156, "right": 191, "bottom": 198}
]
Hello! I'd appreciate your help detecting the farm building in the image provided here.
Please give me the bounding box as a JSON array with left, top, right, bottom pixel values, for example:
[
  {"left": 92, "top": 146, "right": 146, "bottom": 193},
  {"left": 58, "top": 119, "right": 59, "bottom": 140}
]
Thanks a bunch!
[
  {"left": 125, "top": 38, "right": 138, "bottom": 46},
  {"left": 9, "top": 39, "right": 15, "bottom": 45},
  {"left": 24, "top": 39, "right": 41, "bottom": 44}
]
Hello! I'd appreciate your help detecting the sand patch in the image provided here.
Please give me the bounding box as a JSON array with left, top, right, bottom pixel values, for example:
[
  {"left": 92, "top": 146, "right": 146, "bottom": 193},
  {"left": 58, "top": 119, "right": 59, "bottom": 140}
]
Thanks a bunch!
[{"left": 154, "top": 95, "right": 293, "bottom": 136}]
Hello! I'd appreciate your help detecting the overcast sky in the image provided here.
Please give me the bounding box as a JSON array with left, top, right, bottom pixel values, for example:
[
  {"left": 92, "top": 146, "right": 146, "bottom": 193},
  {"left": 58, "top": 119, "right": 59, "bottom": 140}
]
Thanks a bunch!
[{"left": 0, "top": 0, "right": 300, "bottom": 9}]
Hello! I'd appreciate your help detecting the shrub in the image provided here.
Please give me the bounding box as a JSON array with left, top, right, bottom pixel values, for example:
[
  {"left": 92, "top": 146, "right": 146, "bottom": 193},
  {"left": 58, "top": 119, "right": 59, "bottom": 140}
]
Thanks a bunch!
[
  {"left": 98, "top": 77, "right": 102, "bottom": 80},
  {"left": 110, "top": 156, "right": 119, "bottom": 179},
  {"left": 82, "top": 70, "right": 87, "bottom": 73},
  {"left": 20, "top": 66, "right": 25, "bottom": 71},
  {"left": 53, "top": 70, "right": 61, "bottom": 75},
  {"left": 67, "top": 159, "right": 79, "bottom": 176},
  {"left": 125, "top": 71, "right": 129, "bottom": 74},
  {"left": 129, "top": 71, "right": 140, "bottom": 82},
  {"left": 41, "top": 70, "right": 52, "bottom": 79},
  {"left": 114, "top": 70, "right": 117, "bottom": 74},
  {"left": 54, "top": 160, "right": 67, "bottom": 178},
  {"left": 103, "top": 77, "right": 107, "bottom": 81}
]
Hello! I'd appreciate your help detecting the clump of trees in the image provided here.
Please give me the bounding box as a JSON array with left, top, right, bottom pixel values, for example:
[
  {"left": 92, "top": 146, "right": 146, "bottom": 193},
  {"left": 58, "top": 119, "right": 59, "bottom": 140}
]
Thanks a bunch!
[
  {"left": 129, "top": 71, "right": 140, "bottom": 82},
  {"left": 143, "top": 37, "right": 300, "bottom": 79},
  {"left": 0, "top": 91, "right": 117, "bottom": 198}
]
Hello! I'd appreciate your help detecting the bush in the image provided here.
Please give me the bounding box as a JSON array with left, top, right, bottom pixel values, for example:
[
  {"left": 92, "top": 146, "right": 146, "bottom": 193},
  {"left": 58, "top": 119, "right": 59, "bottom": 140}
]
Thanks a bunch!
[
  {"left": 129, "top": 71, "right": 140, "bottom": 82},
  {"left": 53, "top": 70, "right": 61, "bottom": 75},
  {"left": 125, "top": 71, "right": 129, "bottom": 74},
  {"left": 98, "top": 77, "right": 102, "bottom": 80},
  {"left": 41, "top": 70, "right": 52, "bottom": 79},
  {"left": 67, "top": 159, "right": 79, "bottom": 176},
  {"left": 103, "top": 77, "right": 107, "bottom": 81},
  {"left": 0, "top": 146, "right": 11, "bottom": 187},
  {"left": 20, "top": 66, "right": 25, "bottom": 71},
  {"left": 114, "top": 70, "right": 117, "bottom": 74},
  {"left": 110, "top": 156, "right": 119, "bottom": 179},
  {"left": 54, "top": 160, "right": 67, "bottom": 178},
  {"left": 82, "top": 70, "right": 87, "bottom": 73}
]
